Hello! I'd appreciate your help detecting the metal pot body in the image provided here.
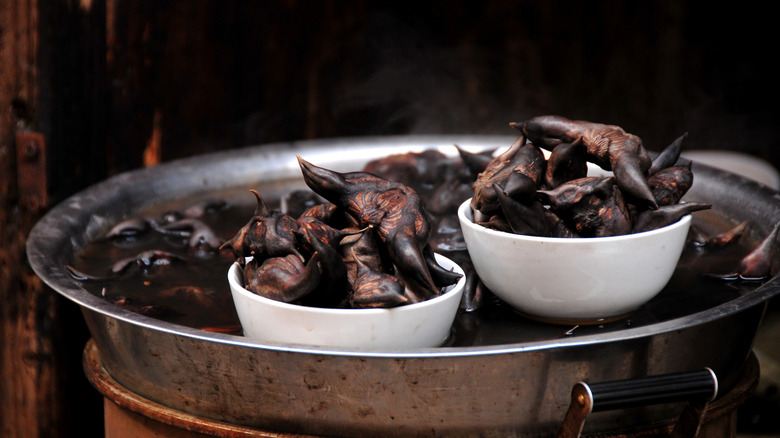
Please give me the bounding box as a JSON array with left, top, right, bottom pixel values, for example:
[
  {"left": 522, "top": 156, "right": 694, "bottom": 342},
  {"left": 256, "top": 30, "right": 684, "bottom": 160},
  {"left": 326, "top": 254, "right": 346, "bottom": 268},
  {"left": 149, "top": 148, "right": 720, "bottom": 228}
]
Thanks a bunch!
[
  {"left": 83, "top": 303, "right": 763, "bottom": 436},
  {"left": 28, "top": 136, "right": 780, "bottom": 436}
]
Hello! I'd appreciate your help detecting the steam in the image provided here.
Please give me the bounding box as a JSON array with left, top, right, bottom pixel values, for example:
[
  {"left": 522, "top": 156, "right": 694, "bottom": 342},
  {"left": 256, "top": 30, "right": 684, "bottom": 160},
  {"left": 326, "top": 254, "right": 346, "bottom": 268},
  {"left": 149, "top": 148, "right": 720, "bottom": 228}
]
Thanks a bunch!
[{"left": 331, "top": 11, "right": 532, "bottom": 137}]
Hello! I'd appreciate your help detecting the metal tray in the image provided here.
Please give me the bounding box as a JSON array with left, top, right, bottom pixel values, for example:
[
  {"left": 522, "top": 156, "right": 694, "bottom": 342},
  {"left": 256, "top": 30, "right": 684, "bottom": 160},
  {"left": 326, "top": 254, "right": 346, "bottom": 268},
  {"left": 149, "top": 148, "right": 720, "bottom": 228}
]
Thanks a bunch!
[{"left": 27, "top": 135, "right": 780, "bottom": 436}]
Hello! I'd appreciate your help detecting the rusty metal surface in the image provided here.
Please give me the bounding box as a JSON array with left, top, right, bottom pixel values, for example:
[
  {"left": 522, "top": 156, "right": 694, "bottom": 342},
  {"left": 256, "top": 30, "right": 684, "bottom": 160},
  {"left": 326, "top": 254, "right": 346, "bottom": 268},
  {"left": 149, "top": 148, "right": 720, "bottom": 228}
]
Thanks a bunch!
[{"left": 27, "top": 136, "right": 780, "bottom": 436}]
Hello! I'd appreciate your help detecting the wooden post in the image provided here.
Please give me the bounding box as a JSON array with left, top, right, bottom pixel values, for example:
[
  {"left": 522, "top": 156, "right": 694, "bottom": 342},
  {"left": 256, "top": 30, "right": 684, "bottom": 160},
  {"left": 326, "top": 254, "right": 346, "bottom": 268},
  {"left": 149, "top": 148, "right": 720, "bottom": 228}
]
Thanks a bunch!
[
  {"left": 1, "top": 1, "right": 106, "bottom": 436},
  {"left": 0, "top": 2, "right": 56, "bottom": 436}
]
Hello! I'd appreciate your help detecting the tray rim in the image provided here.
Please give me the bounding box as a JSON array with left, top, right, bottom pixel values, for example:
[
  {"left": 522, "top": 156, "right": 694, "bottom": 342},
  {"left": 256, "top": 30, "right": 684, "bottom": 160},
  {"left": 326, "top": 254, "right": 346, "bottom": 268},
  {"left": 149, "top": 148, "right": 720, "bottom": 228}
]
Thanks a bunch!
[{"left": 26, "top": 134, "right": 780, "bottom": 358}]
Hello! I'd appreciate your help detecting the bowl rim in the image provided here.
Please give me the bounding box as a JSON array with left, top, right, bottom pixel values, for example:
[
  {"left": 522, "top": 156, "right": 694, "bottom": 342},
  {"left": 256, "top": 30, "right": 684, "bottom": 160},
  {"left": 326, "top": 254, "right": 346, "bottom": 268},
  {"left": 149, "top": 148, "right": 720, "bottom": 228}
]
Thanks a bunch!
[
  {"left": 228, "top": 253, "right": 466, "bottom": 316},
  {"left": 458, "top": 198, "right": 692, "bottom": 243}
]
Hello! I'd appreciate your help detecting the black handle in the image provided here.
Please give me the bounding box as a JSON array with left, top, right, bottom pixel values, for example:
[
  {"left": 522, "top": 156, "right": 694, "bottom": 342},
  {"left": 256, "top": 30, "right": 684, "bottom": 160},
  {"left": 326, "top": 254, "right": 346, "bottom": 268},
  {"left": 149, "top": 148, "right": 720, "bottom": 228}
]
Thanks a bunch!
[
  {"left": 586, "top": 368, "right": 718, "bottom": 412},
  {"left": 558, "top": 368, "right": 718, "bottom": 438}
]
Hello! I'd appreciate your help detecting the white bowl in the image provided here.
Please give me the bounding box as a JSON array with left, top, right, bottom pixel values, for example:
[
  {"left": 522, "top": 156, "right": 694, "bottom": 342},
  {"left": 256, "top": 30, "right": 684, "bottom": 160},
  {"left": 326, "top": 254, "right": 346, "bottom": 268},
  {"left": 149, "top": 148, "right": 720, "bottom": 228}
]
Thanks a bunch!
[
  {"left": 228, "top": 254, "right": 465, "bottom": 349},
  {"left": 457, "top": 199, "right": 691, "bottom": 324}
]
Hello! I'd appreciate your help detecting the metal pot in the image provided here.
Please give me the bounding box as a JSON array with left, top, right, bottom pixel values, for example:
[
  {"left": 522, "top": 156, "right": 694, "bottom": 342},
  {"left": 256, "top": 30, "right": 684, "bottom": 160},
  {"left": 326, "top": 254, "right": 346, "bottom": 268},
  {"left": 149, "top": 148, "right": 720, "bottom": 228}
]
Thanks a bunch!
[{"left": 27, "top": 135, "right": 780, "bottom": 436}]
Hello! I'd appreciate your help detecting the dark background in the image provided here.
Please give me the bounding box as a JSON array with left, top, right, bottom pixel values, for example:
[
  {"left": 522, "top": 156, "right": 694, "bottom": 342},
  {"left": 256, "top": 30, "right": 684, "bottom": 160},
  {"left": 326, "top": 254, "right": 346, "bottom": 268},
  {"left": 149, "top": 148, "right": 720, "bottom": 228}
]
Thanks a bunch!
[
  {"left": 39, "top": 1, "right": 780, "bottom": 203},
  {"left": 2, "top": 1, "right": 779, "bottom": 437}
]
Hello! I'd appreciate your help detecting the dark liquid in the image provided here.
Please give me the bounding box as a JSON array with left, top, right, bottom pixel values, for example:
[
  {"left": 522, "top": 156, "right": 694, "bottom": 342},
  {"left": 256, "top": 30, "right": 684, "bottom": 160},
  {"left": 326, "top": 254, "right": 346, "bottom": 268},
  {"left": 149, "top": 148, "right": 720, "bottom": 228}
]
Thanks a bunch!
[{"left": 69, "top": 187, "right": 765, "bottom": 346}]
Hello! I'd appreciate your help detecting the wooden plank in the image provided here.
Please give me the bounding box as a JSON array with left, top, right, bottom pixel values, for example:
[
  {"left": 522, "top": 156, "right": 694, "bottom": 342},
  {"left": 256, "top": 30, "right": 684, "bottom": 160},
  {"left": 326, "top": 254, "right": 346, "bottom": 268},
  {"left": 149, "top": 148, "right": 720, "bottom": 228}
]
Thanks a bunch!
[
  {"left": 0, "top": 0, "right": 57, "bottom": 435},
  {"left": 0, "top": 1, "right": 104, "bottom": 437}
]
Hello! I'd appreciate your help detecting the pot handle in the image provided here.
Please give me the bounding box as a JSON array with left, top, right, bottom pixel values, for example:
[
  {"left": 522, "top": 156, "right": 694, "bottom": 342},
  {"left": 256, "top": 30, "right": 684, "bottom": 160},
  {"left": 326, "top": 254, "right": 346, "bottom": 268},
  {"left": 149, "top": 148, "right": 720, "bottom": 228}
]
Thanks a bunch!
[{"left": 557, "top": 368, "right": 718, "bottom": 438}]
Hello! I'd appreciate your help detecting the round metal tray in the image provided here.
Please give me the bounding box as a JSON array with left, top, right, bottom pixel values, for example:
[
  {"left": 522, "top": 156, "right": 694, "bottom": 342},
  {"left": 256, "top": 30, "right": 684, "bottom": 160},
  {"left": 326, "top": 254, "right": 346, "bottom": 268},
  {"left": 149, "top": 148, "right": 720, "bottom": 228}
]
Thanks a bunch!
[{"left": 27, "top": 135, "right": 780, "bottom": 436}]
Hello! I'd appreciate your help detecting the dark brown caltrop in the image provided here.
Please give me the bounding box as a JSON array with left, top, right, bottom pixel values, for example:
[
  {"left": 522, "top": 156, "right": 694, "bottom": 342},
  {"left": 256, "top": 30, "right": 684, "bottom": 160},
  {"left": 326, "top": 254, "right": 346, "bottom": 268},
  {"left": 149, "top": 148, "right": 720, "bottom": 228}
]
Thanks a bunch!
[
  {"left": 690, "top": 221, "right": 749, "bottom": 249},
  {"left": 648, "top": 163, "right": 694, "bottom": 207},
  {"left": 704, "top": 222, "right": 780, "bottom": 281},
  {"left": 472, "top": 116, "right": 710, "bottom": 238},
  {"left": 66, "top": 249, "right": 186, "bottom": 281},
  {"left": 297, "top": 156, "right": 460, "bottom": 303},
  {"left": 243, "top": 253, "right": 322, "bottom": 302},
  {"left": 513, "top": 115, "right": 657, "bottom": 209},
  {"left": 455, "top": 145, "right": 497, "bottom": 178},
  {"left": 221, "top": 157, "right": 462, "bottom": 308},
  {"left": 471, "top": 135, "right": 547, "bottom": 218},
  {"left": 65, "top": 199, "right": 229, "bottom": 288},
  {"left": 631, "top": 202, "right": 711, "bottom": 234},
  {"left": 157, "top": 217, "right": 224, "bottom": 252},
  {"left": 219, "top": 190, "right": 302, "bottom": 262}
]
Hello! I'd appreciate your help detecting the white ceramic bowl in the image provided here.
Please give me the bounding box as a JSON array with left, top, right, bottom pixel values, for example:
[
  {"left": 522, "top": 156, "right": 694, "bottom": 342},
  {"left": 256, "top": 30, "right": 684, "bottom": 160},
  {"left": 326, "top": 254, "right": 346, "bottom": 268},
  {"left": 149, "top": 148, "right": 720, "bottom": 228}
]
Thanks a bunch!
[
  {"left": 228, "top": 254, "right": 465, "bottom": 349},
  {"left": 457, "top": 199, "right": 691, "bottom": 324}
]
